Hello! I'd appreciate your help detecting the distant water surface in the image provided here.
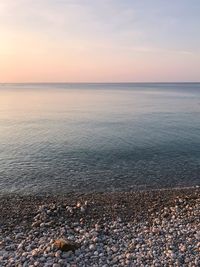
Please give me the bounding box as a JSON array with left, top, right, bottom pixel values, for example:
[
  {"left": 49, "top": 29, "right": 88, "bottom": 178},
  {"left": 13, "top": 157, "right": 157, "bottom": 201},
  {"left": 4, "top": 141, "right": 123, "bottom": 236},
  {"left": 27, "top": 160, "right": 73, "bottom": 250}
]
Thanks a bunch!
[{"left": 0, "top": 83, "right": 199, "bottom": 194}]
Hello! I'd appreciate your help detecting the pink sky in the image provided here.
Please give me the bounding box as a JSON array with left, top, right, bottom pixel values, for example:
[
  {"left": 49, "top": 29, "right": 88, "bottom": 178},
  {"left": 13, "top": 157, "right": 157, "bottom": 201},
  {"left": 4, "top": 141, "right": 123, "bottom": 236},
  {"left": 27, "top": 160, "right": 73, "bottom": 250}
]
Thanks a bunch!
[{"left": 0, "top": 0, "right": 200, "bottom": 82}]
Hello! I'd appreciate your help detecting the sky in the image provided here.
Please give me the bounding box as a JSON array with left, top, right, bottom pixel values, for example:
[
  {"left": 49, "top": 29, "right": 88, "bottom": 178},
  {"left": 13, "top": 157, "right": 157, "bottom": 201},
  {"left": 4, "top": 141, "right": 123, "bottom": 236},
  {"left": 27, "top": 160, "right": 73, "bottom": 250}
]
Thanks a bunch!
[{"left": 0, "top": 0, "right": 200, "bottom": 82}]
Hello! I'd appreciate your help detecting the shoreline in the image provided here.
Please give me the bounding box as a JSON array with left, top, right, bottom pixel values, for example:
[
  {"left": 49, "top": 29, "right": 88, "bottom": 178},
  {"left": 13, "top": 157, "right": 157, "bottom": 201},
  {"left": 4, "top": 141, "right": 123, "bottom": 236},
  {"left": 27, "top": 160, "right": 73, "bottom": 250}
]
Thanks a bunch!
[
  {"left": 1, "top": 184, "right": 199, "bottom": 197},
  {"left": 0, "top": 186, "right": 199, "bottom": 226},
  {"left": 0, "top": 187, "right": 199, "bottom": 266},
  {"left": 0, "top": 186, "right": 200, "bottom": 227}
]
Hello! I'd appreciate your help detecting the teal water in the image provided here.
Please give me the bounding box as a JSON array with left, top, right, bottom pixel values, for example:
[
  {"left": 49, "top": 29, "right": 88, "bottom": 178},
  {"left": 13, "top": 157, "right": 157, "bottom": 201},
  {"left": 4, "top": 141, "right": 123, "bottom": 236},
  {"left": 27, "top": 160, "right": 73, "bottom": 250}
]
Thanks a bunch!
[{"left": 0, "top": 83, "right": 199, "bottom": 194}]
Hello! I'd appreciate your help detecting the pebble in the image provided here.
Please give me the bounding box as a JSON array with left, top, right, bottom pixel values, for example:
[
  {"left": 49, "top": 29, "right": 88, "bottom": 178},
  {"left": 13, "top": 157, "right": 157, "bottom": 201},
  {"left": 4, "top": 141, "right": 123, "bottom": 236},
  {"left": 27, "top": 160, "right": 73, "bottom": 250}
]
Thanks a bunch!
[{"left": 0, "top": 194, "right": 199, "bottom": 266}]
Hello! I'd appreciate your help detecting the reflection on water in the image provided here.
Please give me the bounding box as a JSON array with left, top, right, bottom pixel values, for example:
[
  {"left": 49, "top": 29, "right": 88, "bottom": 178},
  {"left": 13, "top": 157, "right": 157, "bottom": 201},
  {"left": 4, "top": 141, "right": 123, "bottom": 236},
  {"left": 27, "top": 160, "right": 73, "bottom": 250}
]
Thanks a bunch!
[{"left": 0, "top": 83, "right": 200, "bottom": 194}]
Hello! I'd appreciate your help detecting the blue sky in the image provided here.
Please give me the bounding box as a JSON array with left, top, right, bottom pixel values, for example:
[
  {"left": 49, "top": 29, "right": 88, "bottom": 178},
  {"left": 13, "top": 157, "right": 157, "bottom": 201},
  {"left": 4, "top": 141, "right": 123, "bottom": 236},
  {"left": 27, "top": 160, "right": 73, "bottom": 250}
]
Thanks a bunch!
[{"left": 0, "top": 0, "right": 200, "bottom": 82}]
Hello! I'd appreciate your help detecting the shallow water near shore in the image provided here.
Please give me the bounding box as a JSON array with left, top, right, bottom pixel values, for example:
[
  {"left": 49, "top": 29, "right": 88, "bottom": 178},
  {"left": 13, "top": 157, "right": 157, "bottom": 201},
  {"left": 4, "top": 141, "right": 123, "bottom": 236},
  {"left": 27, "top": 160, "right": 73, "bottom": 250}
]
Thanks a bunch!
[{"left": 0, "top": 83, "right": 200, "bottom": 194}]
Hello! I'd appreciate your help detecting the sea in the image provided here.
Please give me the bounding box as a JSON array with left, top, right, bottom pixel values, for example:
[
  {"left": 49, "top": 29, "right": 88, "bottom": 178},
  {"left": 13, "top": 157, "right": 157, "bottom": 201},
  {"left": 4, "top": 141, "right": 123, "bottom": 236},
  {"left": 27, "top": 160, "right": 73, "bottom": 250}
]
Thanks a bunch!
[{"left": 0, "top": 83, "right": 199, "bottom": 194}]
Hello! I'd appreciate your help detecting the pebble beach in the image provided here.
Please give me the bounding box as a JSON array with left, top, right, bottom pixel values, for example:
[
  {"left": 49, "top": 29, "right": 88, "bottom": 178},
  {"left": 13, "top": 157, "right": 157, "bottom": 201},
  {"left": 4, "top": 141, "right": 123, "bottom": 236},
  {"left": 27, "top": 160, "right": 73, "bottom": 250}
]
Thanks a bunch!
[{"left": 0, "top": 187, "right": 199, "bottom": 267}]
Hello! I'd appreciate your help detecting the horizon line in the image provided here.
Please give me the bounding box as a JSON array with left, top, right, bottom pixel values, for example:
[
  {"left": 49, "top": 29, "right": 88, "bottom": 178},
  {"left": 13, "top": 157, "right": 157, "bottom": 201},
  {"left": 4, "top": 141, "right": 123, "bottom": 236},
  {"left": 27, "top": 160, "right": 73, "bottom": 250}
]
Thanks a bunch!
[{"left": 1, "top": 81, "right": 200, "bottom": 84}]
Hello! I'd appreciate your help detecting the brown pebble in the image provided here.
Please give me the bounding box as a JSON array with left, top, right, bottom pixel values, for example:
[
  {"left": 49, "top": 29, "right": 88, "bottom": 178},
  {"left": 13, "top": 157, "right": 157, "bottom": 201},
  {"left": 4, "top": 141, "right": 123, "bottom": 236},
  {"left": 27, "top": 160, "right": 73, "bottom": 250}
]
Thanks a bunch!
[{"left": 54, "top": 239, "right": 79, "bottom": 252}]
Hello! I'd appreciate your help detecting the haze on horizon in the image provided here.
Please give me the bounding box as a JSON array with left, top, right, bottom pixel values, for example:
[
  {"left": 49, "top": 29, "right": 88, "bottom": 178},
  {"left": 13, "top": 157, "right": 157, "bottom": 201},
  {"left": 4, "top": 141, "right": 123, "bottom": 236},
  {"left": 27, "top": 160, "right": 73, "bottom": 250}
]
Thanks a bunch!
[{"left": 0, "top": 0, "right": 200, "bottom": 83}]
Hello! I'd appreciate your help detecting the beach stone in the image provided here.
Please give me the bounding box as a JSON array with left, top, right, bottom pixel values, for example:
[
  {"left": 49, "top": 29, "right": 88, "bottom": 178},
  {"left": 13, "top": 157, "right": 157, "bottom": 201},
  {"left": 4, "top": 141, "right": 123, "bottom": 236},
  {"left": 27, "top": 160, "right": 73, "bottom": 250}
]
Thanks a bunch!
[
  {"left": 55, "top": 251, "right": 61, "bottom": 257},
  {"left": 0, "top": 189, "right": 199, "bottom": 267},
  {"left": 89, "top": 244, "right": 95, "bottom": 250},
  {"left": 54, "top": 239, "right": 79, "bottom": 252},
  {"left": 81, "top": 207, "right": 86, "bottom": 213},
  {"left": 76, "top": 202, "right": 81, "bottom": 208},
  {"left": 39, "top": 257, "right": 46, "bottom": 262},
  {"left": 15, "top": 233, "right": 24, "bottom": 239},
  {"left": 125, "top": 253, "right": 133, "bottom": 260},
  {"left": 62, "top": 250, "right": 73, "bottom": 258}
]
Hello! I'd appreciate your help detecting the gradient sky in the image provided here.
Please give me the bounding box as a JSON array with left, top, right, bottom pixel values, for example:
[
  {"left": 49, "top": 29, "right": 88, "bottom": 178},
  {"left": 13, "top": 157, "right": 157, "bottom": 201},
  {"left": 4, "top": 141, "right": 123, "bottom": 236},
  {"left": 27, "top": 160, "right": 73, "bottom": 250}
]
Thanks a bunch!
[{"left": 0, "top": 0, "right": 200, "bottom": 82}]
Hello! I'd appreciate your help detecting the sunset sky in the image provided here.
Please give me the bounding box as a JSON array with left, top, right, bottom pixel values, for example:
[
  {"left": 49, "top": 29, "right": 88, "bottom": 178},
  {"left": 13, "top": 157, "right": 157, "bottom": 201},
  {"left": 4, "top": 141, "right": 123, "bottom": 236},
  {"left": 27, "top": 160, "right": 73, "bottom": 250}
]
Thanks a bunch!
[{"left": 0, "top": 0, "right": 200, "bottom": 82}]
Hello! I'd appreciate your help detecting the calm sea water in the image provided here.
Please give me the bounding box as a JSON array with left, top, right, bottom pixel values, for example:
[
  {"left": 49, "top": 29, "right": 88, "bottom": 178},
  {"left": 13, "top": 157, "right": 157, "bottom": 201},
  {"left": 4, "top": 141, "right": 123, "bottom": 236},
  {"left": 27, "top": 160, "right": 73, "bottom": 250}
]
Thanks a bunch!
[{"left": 0, "top": 83, "right": 200, "bottom": 194}]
